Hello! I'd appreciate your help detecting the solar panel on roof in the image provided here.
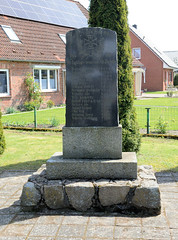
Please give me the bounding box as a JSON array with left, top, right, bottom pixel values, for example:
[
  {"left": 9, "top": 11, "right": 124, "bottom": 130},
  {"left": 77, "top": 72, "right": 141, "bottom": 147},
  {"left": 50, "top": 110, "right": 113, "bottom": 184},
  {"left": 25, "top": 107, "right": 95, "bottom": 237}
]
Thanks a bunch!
[{"left": 0, "top": 0, "right": 88, "bottom": 28}]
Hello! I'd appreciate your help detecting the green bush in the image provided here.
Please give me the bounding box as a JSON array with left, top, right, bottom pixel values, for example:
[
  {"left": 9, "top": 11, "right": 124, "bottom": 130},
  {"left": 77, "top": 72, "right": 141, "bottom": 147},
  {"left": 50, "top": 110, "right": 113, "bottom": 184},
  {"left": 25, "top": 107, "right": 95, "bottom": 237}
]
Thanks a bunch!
[
  {"left": 89, "top": 0, "right": 141, "bottom": 152},
  {"left": 24, "top": 100, "right": 40, "bottom": 111},
  {"left": 155, "top": 116, "right": 168, "bottom": 134},
  {"left": 0, "top": 110, "right": 5, "bottom": 154},
  {"left": 6, "top": 107, "right": 18, "bottom": 114},
  {"left": 47, "top": 100, "right": 54, "bottom": 108},
  {"left": 50, "top": 116, "right": 60, "bottom": 127},
  {"left": 174, "top": 74, "right": 178, "bottom": 86}
]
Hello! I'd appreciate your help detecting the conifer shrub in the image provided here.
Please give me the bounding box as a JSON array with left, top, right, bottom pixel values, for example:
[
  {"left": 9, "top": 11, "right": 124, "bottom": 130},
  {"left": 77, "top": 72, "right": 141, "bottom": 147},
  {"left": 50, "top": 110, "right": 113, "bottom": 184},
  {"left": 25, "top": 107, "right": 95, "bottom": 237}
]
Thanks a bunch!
[
  {"left": 174, "top": 74, "right": 178, "bottom": 86},
  {"left": 89, "top": 0, "right": 141, "bottom": 152},
  {"left": 0, "top": 110, "right": 6, "bottom": 155}
]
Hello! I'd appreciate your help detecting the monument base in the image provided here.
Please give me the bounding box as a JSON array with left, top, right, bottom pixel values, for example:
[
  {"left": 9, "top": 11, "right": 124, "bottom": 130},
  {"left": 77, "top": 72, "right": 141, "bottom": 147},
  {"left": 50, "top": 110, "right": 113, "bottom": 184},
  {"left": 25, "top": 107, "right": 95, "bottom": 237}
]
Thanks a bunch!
[
  {"left": 20, "top": 164, "right": 161, "bottom": 215},
  {"left": 46, "top": 152, "right": 137, "bottom": 180},
  {"left": 63, "top": 126, "right": 122, "bottom": 159}
]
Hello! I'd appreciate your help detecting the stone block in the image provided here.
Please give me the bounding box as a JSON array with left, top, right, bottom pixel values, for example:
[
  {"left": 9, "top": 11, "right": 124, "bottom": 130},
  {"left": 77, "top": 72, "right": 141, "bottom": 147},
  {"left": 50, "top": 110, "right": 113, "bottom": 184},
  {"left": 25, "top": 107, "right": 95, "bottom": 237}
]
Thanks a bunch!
[
  {"left": 65, "top": 181, "right": 95, "bottom": 211},
  {"left": 44, "top": 181, "right": 67, "bottom": 209},
  {"left": 96, "top": 180, "right": 130, "bottom": 206},
  {"left": 20, "top": 182, "right": 41, "bottom": 207},
  {"left": 132, "top": 180, "right": 161, "bottom": 209},
  {"left": 63, "top": 126, "right": 122, "bottom": 159},
  {"left": 46, "top": 152, "right": 137, "bottom": 180}
]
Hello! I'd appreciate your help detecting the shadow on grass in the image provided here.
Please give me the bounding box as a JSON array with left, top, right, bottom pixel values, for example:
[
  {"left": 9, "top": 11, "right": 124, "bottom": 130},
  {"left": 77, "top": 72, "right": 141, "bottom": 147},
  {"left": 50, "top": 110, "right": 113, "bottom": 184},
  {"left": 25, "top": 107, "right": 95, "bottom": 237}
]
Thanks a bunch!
[{"left": 0, "top": 159, "right": 47, "bottom": 177}]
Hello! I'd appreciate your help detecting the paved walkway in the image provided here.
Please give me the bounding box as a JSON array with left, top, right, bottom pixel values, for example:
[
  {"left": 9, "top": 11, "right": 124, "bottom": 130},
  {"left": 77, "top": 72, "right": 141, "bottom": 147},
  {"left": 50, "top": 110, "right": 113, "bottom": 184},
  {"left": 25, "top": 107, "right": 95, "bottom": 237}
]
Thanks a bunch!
[{"left": 0, "top": 170, "right": 177, "bottom": 240}]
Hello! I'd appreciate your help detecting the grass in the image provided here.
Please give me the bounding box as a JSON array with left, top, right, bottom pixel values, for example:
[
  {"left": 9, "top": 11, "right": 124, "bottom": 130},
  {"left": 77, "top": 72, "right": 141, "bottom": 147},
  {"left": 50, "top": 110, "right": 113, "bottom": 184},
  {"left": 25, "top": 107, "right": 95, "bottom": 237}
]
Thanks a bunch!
[
  {"left": 0, "top": 130, "right": 62, "bottom": 172},
  {"left": 0, "top": 130, "right": 177, "bottom": 173},
  {"left": 145, "top": 91, "right": 167, "bottom": 94},
  {"left": 2, "top": 107, "right": 66, "bottom": 127},
  {"left": 137, "top": 136, "right": 178, "bottom": 172},
  {"left": 134, "top": 98, "right": 178, "bottom": 131},
  {"left": 134, "top": 97, "right": 178, "bottom": 107}
]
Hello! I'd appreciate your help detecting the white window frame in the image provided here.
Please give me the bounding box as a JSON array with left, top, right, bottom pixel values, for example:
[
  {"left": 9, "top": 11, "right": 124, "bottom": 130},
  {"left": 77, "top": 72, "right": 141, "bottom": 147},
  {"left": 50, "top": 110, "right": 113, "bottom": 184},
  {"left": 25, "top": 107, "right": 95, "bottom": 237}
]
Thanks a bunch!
[
  {"left": 1, "top": 25, "right": 21, "bottom": 43},
  {"left": 33, "top": 66, "right": 61, "bottom": 92},
  {"left": 62, "top": 69, "right": 66, "bottom": 97},
  {"left": 58, "top": 34, "right": 66, "bottom": 44},
  {"left": 132, "top": 48, "right": 141, "bottom": 59},
  {"left": 0, "top": 69, "right": 10, "bottom": 96}
]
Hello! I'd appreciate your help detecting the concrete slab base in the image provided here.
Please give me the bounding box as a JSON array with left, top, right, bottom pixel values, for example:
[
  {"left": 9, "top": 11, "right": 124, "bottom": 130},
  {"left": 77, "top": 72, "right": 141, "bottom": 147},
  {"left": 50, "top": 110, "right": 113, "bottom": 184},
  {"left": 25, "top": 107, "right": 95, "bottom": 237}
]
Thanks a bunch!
[
  {"left": 46, "top": 152, "right": 137, "bottom": 180},
  {"left": 20, "top": 165, "right": 161, "bottom": 215}
]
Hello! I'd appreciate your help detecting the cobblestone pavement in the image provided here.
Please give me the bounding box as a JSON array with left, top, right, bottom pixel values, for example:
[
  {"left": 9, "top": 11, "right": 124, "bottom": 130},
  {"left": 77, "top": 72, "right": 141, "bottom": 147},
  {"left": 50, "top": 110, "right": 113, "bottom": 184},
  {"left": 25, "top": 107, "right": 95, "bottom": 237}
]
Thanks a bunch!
[{"left": 0, "top": 170, "right": 177, "bottom": 240}]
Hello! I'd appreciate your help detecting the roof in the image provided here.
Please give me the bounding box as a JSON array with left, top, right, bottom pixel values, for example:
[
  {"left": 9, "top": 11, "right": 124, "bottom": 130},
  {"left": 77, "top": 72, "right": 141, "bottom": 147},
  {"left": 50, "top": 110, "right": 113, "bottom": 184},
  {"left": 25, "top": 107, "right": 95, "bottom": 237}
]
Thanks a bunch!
[
  {"left": 132, "top": 56, "right": 144, "bottom": 67},
  {"left": 0, "top": 0, "right": 89, "bottom": 63},
  {"left": 164, "top": 51, "right": 178, "bottom": 66},
  {"left": 0, "top": 15, "right": 69, "bottom": 62},
  {"left": 130, "top": 26, "right": 178, "bottom": 69},
  {"left": 0, "top": 0, "right": 88, "bottom": 29}
]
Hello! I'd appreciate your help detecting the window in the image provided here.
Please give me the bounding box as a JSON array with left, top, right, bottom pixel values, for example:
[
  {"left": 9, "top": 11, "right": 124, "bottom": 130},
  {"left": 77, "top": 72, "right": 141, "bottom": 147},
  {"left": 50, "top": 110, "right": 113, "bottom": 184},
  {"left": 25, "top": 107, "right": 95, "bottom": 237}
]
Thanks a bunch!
[
  {"left": 58, "top": 34, "right": 66, "bottom": 44},
  {"left": 132, "top": 48, "right": 141, "bottom": 59},
  {"left": 62, "top": 69, "right": 66, "bottom": 97},
  {"left": 0, "top": 69, "right": 10, "bottom": 96},
  {"left": 1, "top": 25, "right": 21, "bottom": 43},
  {"left": 33, "top": 68, "right": 58, "bottom": 92}
]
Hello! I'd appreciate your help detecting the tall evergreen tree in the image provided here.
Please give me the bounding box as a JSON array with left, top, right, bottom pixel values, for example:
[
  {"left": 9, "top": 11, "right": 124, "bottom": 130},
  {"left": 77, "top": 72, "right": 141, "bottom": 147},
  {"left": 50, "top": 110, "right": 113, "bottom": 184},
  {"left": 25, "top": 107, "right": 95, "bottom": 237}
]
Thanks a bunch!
[
  {"left": 89, "top": 0, "right": 141, "bottom": 152},
  {"left": 0, "top": 110, "right": 5, "bottom": 155}
]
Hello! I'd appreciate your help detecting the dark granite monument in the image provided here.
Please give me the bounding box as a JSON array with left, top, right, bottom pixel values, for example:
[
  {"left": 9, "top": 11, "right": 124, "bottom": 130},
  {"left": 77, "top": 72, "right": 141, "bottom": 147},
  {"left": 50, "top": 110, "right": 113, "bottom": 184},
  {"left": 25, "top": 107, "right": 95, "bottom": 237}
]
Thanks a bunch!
[
  {"left": 20, "top": 27, "right": 161, "bottom": 215},
  {"left": 66, "top": 27, "right": 118, "bottom": 127}
]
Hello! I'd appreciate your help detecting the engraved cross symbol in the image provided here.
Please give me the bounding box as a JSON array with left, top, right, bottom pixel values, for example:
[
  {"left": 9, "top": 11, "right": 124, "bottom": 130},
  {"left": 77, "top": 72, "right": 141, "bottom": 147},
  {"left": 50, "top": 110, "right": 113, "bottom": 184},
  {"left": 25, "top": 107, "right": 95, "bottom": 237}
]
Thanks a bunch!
[{"left": 83, "top": 34, "right": 98, "bottom": 54}]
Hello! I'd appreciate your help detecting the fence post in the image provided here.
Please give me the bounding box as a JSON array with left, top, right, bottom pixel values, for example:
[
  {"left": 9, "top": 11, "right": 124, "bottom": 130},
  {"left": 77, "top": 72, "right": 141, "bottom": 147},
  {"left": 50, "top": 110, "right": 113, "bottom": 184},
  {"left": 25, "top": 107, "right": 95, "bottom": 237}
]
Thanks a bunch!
[
  {"left": 34, "top": 107, "right": 37, "bottom": 129},
  {"left": 145, "top": 108, "right": 151, "bottom": 134}
]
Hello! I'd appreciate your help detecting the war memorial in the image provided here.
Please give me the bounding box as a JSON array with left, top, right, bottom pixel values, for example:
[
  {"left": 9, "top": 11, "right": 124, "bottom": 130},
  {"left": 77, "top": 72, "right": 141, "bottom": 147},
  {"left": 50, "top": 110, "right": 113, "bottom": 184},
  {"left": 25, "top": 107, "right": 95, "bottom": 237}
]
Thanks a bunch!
[{"left": 21, "top": 28, "right": 161, "bottom": 214}]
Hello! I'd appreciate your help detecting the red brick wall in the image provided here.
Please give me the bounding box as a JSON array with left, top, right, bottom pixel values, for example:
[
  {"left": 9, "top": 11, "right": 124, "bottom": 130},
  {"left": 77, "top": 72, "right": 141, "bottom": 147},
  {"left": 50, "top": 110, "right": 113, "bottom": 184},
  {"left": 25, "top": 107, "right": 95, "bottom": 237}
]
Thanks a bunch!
[
  {"left": 130, "top": 31, "right": 165, "bottom": 91},
  {"left": 0, "top": 61, "right": 65, "bottom": 112}
]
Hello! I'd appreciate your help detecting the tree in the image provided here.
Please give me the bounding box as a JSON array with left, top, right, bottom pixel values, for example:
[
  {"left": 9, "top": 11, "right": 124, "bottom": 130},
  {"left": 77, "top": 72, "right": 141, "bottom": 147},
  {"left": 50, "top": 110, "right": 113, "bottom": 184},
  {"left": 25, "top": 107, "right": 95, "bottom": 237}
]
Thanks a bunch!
[
  {"left": 0, "top": 110, "right": 5, "bottom": 155},
  {"left": 89, "top": 0, "right": 141, "bottom": 152}
]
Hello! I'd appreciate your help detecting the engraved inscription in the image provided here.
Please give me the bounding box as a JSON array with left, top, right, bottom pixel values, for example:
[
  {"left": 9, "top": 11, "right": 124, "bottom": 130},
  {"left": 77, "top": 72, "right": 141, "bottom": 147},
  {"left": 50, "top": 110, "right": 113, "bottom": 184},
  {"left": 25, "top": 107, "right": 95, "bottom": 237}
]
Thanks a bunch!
[{"left": 66, "top": 28, "right": 118, "bottom": 127}]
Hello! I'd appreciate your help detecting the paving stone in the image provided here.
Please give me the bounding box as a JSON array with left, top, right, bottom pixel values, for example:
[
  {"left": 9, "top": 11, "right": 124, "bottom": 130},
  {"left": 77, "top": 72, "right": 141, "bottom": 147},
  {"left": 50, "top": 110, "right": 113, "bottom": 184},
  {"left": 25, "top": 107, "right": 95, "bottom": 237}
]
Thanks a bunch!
[
  {"left": 57, "top": 224, "right": 86, "bottom": 238},
  {"left": 115, "top": 217, "right": 141, "bottom": 227},
  {"left": 86, "top": 225, "right": 114, "bottom": 238},
  {"left": 0, "top": 224, "right": 33, "bottom": 237},
  {"left": 170, "top": 228, "right": 178, "bottom": 240},
  {"left": 0, "top": 214, "right": 15, "bottom": 225},
  {"left": 114, "top": 226, "right": 142, "bottom": 239},
  {"left": 142, "top": 227, "right": 171, "bottom": 239},
  {"left": 62, "top": 215, "right": 88, "bottom": 225},
  {"left": 142, "top": 215, "right": 168, "bottom": 227},
  {"left": 65, "top": 181, "right": 94, "bottom": 211},
  {"left": 88, "top": 216, "right": 115, "bottom": 226},
  {"left": 36, "top": 215, "right": 63, "bottom": 224},
  {"left": 29, "top": 224, "right": 59, "bottom": 237},
  {"left": 11, "top": 214, "right": 39, "bottom": 225}
]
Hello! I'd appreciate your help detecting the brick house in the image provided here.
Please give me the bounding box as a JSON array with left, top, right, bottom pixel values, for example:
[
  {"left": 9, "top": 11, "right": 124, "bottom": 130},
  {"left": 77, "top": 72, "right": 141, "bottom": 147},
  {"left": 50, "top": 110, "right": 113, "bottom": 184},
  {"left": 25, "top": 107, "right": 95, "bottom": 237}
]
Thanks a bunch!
[
  {"left": 130, "top": 26, "right": 178, "bottom": 91},
  {"left": 0, "top": 0, "right": 88, "bottom": 112}
]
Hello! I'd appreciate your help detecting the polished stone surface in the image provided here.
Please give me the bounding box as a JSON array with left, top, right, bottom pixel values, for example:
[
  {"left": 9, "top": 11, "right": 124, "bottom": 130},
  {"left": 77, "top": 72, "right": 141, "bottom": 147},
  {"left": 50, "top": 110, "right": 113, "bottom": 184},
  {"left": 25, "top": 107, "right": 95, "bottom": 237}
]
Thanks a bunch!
[{"left": 66, "top": 27, "right": 118, "bottom": 127}]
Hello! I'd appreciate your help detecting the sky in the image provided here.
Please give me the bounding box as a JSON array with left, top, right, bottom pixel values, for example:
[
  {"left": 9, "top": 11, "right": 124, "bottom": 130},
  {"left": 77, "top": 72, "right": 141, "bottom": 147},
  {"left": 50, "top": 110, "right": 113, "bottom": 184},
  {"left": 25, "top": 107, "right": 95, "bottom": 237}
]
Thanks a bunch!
[{"left": 75, "top": 0, "right": 178, "bottom": 51}]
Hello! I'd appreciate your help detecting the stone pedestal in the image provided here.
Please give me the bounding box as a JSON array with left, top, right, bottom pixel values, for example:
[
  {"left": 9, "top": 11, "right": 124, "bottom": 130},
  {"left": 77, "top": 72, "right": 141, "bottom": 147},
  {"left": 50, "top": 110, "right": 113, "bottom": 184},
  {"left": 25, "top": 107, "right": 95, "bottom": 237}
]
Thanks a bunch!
[
  {"left": 46, "top": 152, "right": 137, "bottom": 180},
  {"left": 63, "top": 126, "right": 122, "bottom": 159}
]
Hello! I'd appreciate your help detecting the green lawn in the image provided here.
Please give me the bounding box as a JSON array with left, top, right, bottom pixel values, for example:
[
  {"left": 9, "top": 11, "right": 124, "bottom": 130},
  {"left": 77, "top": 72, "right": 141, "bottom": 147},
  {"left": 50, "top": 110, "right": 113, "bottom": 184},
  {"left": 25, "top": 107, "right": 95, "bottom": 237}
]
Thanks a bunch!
[
  {"left": 134, "top": 97, "right": 178, "bottom": 107},
  {"left": 0, "top": 130, "right": 177, "bottom": 173},
  {"left": 145, "top": 91, "right": 167, "bottom": 94},
  {"left": 134, "top": 98, "right": 178, "bottom": 131},
  {"left": 2, "top": 107, "right": 66, "bottom": 127}
]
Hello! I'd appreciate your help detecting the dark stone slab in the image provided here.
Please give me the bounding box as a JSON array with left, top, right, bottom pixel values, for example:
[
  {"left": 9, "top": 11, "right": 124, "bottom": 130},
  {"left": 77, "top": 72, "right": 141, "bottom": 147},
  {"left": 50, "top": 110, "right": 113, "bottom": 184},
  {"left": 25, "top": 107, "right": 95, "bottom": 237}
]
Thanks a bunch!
[{"left": 66, "top": 27, "right": 118, "bottom": 127}]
